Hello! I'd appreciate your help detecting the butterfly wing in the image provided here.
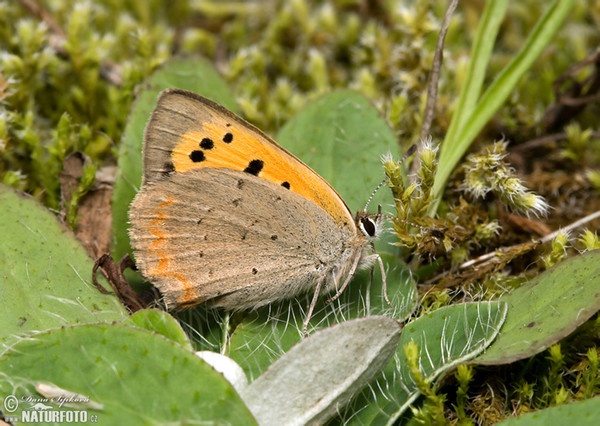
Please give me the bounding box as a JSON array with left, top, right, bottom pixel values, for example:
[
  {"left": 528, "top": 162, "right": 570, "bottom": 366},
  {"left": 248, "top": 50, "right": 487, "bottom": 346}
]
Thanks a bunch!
[
  {"left": 129, "top": 167, "right": 360, "bottom": 310},
  {"left": 142, "top": 88, "right": 355, "bottom": 227}
]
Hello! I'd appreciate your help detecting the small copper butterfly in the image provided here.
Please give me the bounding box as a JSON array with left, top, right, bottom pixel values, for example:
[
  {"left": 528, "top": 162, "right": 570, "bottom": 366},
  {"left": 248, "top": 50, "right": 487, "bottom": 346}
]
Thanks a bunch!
[{"left": 129, "top": 89, "right": 386, "bottom": 333}]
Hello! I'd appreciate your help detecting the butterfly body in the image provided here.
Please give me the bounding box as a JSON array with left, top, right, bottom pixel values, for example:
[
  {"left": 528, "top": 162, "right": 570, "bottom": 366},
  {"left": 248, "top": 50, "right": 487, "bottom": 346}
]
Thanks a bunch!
[{"left": 129, "top": 89, "right": 381, "bottom": 318}]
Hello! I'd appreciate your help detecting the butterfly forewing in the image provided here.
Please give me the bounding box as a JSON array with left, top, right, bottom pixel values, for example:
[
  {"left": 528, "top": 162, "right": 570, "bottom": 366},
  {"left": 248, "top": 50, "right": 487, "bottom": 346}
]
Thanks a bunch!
[{"left": 143, "top": 89, "right": 354, "bottom": 227}]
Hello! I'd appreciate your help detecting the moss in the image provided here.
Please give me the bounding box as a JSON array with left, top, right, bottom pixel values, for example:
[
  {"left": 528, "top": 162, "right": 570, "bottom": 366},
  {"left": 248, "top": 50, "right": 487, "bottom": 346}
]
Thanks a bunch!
[{"left": 3, "top": 0, "right": 597, "bottom": 202}]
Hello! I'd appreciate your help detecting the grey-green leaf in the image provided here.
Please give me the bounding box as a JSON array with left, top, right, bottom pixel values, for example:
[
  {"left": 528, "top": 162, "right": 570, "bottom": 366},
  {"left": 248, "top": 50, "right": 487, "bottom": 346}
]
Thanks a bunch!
[
  {"left": 0, "top": 185, "right": 129, "bottom": 344},
  {"left": 475, "top": 251, "right": 600, "bottom": 365},
  {"left": 497, "top": 396, "right": 600, "bottom": 426},
  {"left": 240, "top": 316, "right": 401, "bottom": 426},
  {"left": 0, "top": 323, "right": 256, "bottom": 425},
  {"left": 351, "top": 301, "right": 507, "bottom": 424}
]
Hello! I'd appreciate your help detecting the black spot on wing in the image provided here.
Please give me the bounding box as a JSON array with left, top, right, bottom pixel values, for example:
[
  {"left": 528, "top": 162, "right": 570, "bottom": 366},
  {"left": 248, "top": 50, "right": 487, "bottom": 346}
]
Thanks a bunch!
[
  {"left": 190, "top": 150, "right": 205, "bottom": 162},
  {"left": 244, "top": 159, "right": 264, "bottom": 176},
  {"left": 162, "top": 161, "right": 175, "bottom": 176},
  {"left": 200, "top": 138, "right": 214, "bottom": 149}
]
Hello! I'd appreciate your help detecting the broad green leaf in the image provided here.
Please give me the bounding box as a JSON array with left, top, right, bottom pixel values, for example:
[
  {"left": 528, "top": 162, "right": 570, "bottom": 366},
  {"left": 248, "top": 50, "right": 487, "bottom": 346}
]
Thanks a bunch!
[
  {"left": 241, "top": 316, "right": 401, "bottom": 426},
  {"left": 112, "top": 56, "right": 239, "bottom": 263},
  {"left": 0, "top": 185, "right": 128, "bottom": 344},
  {"left": 277, "top": 90, "right": 398, "bottom": 213},
  {"left": 349, "top": 301, "right": 507, "bottom": 425},
  {"left": 475, "top": 251, "right": 600, "bottom": 365},
  {"left": 497, "top": 396, "right": 600, "bottom": 426},
  {"left": 0, "top": 324, "right": 256, "bottom": 425},
  {"left": 130, "top": 308, "right": 192, "bottom": 349}
]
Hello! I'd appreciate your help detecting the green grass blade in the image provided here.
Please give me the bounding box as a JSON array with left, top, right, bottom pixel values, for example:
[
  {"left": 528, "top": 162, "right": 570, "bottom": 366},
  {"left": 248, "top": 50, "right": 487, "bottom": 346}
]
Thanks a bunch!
[
  {"left": 439, "top": 0, "right": 509, "bottom": 164},
  {"left": 433, "top": 0, "right": 575, "bottom": 204}
]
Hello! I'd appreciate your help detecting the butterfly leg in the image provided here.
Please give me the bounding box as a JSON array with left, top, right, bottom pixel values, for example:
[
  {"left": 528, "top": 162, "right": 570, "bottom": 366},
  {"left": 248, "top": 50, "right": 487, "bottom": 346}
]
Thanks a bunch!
[
  {"left": 303, "top": 277, "right": 325, "bottom": 337},
  {"left": 376, "top": 254, "right": 392, "bottom": 309},
  {"left": 366, "top": 266, "right": 373, "bottom": 315},
  {"left": 325, "top": 253, "right": 363, "bottom": 304},
  {"left": 326, "top": 254, "right": 390, "bottom": 310},
  {"left": 92, "top": 253, "right": 156, "bottom": 312}
]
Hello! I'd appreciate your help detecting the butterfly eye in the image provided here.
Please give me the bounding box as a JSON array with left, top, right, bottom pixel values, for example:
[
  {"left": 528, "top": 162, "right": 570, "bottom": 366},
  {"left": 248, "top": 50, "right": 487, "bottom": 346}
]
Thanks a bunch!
[{"left": 360, "top": 216, "right": 377, "bottom": 237}]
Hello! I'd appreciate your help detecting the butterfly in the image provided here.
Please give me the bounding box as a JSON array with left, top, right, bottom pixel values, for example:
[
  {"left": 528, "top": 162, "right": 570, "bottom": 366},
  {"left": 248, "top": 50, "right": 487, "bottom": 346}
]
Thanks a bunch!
[{"left": 129, "top": 89, "right": 388, "bottom": 333}]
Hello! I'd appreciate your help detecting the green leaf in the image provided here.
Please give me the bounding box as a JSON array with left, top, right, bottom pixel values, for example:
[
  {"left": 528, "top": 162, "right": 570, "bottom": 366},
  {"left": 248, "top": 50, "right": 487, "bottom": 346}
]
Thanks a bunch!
[
  {"left": 0, "top": 185, "right": 129, "bottom": 344},
  {"left": 277, "top": 90, "right": 397, "bottom": 213},
  {"left": 474, "top": 251, "right": 600, "bottom": 365},
  {"left": 130, "top": 308, "right": 192, "bottom": 349},
  {"left": 0, "top": 323, "right": 256, "bottom": 425},
  {"left": 112, "top": 56, "right": 239, "bottom": 264},
  {"left": 350, "top": 301, "right": 507, "bottom": 424},
  {"left": 241, "top": 316, "right": 401, "bottom": 425},
  {"left": 497, "top": 396, "right": 600, "bottom": 426}
]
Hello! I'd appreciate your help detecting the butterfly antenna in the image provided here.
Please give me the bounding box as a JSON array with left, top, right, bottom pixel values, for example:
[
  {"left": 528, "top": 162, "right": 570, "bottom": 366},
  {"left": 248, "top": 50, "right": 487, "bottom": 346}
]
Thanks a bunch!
[
  {"left": 363, "top": 178, "right": 387, "bottom": 211},
  {"left": 363, "top": 144, "right": 418, "bottom": 211}
]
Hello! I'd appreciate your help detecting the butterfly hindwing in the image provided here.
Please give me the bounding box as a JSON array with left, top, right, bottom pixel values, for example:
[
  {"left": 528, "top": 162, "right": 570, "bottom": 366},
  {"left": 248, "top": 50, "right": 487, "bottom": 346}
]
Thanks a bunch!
[{"left": 129, "top": 168, "right": 354, "bottom": 310}]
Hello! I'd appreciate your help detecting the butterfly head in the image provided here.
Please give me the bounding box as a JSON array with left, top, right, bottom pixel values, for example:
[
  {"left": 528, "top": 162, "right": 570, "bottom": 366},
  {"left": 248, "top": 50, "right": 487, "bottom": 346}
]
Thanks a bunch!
[{"left": 356, "top": 205, "right": 385, "bottom": 241}]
